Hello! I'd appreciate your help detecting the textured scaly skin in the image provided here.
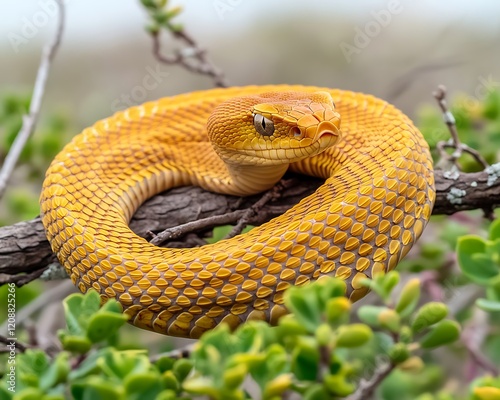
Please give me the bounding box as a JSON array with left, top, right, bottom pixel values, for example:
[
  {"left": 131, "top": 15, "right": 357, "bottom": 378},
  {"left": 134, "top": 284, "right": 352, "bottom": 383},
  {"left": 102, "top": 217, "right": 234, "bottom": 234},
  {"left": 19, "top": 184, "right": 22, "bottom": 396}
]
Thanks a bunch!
[{"left": 40, "top": 85, "right": 435, "bottom": 338}]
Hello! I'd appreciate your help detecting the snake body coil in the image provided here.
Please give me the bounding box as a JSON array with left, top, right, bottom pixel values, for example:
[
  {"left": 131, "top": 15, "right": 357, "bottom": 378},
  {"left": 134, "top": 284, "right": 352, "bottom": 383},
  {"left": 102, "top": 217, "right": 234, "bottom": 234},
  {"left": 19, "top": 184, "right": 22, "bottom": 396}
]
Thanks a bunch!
[{"left": 40, "top": 85, "right": 435, "bottom": 338}]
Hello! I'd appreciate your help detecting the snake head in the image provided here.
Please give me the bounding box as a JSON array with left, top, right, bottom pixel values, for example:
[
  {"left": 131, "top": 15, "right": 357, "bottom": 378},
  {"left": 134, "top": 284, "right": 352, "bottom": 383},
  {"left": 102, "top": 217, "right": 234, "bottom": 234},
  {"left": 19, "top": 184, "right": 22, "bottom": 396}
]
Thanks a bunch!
[{"left": 207, "top": 91, "right": 341, "bottom": 166}]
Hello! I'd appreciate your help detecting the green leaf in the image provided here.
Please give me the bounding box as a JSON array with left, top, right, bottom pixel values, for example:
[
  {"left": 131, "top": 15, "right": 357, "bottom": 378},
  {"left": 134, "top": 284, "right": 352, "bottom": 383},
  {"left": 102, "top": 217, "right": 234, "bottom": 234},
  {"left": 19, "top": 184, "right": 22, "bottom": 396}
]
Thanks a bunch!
[
  {"left": 316, "top": 278, "right": 347, "bottom": 305},
  {"left": 173, "top": 358, "right": 193, "bottom": 382},
  {"left": 161, "top": 370, "right": 179, "bottom": 392},
  {"left": 412, "top": 302, "right": 449, "bottom": 333},
  {"left": 325, "top": 297, "right": 351, "bottom": 326},
  {"left": 304, "top": 384, "right": 330, "bottom": 400},
  {"left": 486, "top": 275, "right": 500, "bottom": 302},
  {"left": 420, "top": 320, "right": 461, "bottom": 349},
  {"left": 489, "top": 219, "right": 500, "bottom": 241},
  {"left": 482, "top": 89, "right": 500, "bottom": 120},
  {"left": 382, "top": 271, "right": 400, "bottom": 298},
  {"left": 16, "top": 349, "right": 49, "bottom": 389},
  {"left": 41, "top": 394, "right": 65, "bottom": 400},
  {"left": 277, "top": 315, "right": 308, "bottom": 338},
  {"left": 86, "top": 312, "right": 128, "bottom": 343},
  {"left": 399, "top": 326, "right": 414, "bottom": 344},
  {"left": 473, "top": 386, "right": 500, "bottom": 400},
  {"left": 457, "top": 236, "right": 499, "bottom": 284},
  {"left": 335, "top": 324, "right": 373, "bottom": 348},
  {"left": 100, "top": 299, "right": 123, "bottom": 314},
  {"left": 395, "top": 278, "right": 421, "bottom": 317},
  {"left": 81, "top": 290, "right": 102, "bottom": 314},
  {"left": 13, "top": 388, "right": 44, "bottom": 400},
  {"left": 71, "top": 376, "right": 124, "bottom": 400},
  {"left": 124, "top": 372, "right": 164, "bottom": 400},
  {"left": 155, "top": 355, "right": 175, "bottom": 373},
  {"left": 62, "top": 294, "right": 86, "bottom": 336},
  {"left": 155, "top": 390, "right": 179, "bottom": 400},
  {"left": 97, "top": 350, "right": 150, "bottom": 380},
  {"left": 377, "top": 309, "right": 401, "bottom": 333},
  {"left": 250, "top": 344, "right": 287, "bottom": 391},
  {"left": 324, "top": 373, "right": 355, "bottom": 396},
  {"left": 291, "top": 338, "right": 319, "bottom": 380},
  {"left": 58, "top": 333, "right": 92, "bottom": 354},
  {"left": 476, "top": 298, "right": 500, "bottom": 312},
  {"left": 223, "top": 364, "right": 247, "bottom": 390},
  {"left": 0, "top": 385, "right": 13, "bottom": 400},
  {"left": 69, "top": 348, "right": 113, "bottom": 380},
  {"left": 388, "top": 343, "right": 411, "bottom": 364},
  {"left": 398, "top": 356, "right": 424, "bottom": 372},
  {"left": 182, "top": 376, "right": 219, "bottom": 397},
  {"left": 315, "top": 323, "right": 333, "bottom": 347},
  {"left": 285, "top": 278, "right": 346, "bottom": 333},
  {"left": 284, "top": 287, "right": 321, "bottom": 332},
  {"left": 262, "top": 374, "right": 292, "bottom": 399},
  {"left": 357, "top": 305, "right": 386, "bottom": 327},
  {"left": 39, "top": 352, "right": 70, "bottom": 391}
]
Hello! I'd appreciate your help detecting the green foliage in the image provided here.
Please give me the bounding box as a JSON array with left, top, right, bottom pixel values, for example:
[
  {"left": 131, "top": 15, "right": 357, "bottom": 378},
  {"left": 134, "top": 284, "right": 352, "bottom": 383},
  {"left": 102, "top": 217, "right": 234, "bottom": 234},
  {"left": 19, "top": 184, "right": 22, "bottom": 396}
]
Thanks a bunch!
[
  {"left": 457, "top": 218, "right": 500, "bottom": 312},
  {"left": 0, "top": 275, "right": 464, "bottom": 399},
  {"left": 58, "top": 290, "right": 128, "bottom": 353},
  {"left": 358, "top": 273, "right": 460, "bottom": 364},
  {"left": 141, "top": 0, "right": 184, "bottom": 33},
  {"left": 470, "top": 376, "right": 500, "bottom": 400},
  {"left": 0, "top": 93, "right": 71, "bottom": 225}
]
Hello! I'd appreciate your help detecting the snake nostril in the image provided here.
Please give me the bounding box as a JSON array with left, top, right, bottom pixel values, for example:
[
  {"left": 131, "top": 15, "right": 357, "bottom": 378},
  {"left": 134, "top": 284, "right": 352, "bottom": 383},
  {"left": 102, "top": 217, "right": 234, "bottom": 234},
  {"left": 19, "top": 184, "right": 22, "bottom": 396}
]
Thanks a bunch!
[{"left": 290, "top": 126, "right": 302, "bottom": 138}]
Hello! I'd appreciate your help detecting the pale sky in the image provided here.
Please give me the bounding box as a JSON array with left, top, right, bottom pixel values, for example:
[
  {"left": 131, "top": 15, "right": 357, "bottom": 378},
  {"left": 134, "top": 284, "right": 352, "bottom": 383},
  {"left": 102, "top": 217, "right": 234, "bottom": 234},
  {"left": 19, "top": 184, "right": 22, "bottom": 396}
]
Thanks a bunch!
[{"left": 1, "top": 0, "right": 499, "bottom": 51}]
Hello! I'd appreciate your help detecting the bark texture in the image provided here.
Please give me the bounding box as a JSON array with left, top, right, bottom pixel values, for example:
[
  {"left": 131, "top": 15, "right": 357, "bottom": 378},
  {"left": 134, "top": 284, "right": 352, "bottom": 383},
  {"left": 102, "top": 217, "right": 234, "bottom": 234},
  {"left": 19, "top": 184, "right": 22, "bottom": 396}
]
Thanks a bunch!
[{"left": 1, "top": 169, "right": 499, "bottom": 286}]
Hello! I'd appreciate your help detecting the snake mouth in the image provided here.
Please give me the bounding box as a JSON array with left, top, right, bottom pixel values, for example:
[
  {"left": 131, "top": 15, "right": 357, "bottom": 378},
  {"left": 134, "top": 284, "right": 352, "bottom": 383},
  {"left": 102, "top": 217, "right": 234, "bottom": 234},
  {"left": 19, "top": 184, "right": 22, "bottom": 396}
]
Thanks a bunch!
[
  {"left": 314, "top": 120, "right": 340, "bottom": 140},
  {"left": 314, "top": 122, "right": 341, "bottom": 151}
]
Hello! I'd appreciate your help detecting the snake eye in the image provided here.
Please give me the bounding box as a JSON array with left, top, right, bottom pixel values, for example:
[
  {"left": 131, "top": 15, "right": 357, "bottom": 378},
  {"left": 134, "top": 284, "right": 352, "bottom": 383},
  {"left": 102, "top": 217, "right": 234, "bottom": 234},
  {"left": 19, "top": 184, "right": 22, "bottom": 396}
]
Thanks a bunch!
[{"left": 253, "top": 114, "right": 274, "bottom": 136}]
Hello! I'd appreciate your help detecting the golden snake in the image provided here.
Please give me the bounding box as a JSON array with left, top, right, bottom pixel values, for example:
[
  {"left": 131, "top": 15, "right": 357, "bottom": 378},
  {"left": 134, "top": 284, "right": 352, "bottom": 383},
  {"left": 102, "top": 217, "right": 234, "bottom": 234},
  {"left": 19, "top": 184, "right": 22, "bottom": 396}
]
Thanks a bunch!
[{"left": 40, "top": 85, "right": 435, "bottom": 338}]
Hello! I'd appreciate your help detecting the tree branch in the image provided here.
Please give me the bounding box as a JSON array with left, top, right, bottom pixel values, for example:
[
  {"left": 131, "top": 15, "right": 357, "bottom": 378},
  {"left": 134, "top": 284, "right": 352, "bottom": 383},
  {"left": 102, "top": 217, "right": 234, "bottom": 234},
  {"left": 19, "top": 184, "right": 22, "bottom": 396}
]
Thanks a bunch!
[
  {"left": 0, "top": 0, "right": 65, "bottom": 199},
  {"left": 1, "top": 168, "right": 500, "bottom": 286},
  {"left": 347, "top": 361, "right": 395, "bottom": 400}
]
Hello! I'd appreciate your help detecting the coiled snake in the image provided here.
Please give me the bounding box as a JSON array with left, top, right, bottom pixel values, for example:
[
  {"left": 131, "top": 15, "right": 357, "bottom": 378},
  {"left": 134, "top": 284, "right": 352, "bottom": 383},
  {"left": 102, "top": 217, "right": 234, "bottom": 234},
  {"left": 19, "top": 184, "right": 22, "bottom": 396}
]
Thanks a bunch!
[{"left": 40, "top": 85, "right": 435, "bottom": 338}]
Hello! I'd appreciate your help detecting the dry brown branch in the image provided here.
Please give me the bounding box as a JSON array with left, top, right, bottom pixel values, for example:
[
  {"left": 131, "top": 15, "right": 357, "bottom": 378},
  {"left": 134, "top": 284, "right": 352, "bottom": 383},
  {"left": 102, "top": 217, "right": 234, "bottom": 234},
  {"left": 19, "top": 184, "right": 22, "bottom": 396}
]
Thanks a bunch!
[
  {"left": 151, "top": 29, "right": 228, "bottom": 87},
  {"left": 347, "top": 360, "right": 395, "bottom": 400},
  {"left": 0, "top": 0, "right": 65, "bottom": 199},
  {"left": 433, "top": 85, "right": 489, "bottom": 170},
  {"left": 1, "top": 168, "right": 500, "bottom": 286}
]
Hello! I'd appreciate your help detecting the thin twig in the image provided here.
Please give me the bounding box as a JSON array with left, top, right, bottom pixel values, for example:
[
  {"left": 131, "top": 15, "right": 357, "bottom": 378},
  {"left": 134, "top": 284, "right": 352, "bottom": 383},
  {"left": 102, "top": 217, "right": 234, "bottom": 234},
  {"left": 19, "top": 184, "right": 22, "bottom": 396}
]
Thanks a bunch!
[
  {"left": 347, "top": 362, "right": 396, "bottom": 400},
  {"left": 433, "top": 85, "right": 489, "bottom": 170},
  {"left": 0, "top": 0, "right": 65, "bottom": 199},
  {"left": 0, "top": 335, "right": 30, "bottom": 353},
  {"left": 150, "top": 179, "right": 296, "bottom": 245},
  {"left": 0, "top": 268, "right": 46, "bottom": 287},
  {"left": 225, "top": 179, "right": 295, "bottom": 239},
  {"left": 151, "top": 30, "right": 228, "bottom": 87},
  {"left": 150, "top": 209, "right": 246, "bottom": 246}
]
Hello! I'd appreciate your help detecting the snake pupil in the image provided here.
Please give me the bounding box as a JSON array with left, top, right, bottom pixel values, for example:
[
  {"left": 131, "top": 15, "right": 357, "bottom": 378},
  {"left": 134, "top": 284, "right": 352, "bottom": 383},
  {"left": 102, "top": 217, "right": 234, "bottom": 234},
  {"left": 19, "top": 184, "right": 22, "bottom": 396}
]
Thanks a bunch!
[{"left": 253, "top": 114, "right": 275, "bottom": 136}]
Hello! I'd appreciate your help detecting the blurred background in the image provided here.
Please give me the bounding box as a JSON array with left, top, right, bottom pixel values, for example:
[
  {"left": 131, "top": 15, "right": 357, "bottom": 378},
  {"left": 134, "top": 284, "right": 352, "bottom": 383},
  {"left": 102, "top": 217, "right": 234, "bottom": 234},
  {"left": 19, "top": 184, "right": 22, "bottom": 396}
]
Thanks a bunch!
[
  {"left": 1, "top": 0, "right": 500, "bottom": 223},
  {"left": 1, "top": 2, "right": 500, "bottom": 398}
]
